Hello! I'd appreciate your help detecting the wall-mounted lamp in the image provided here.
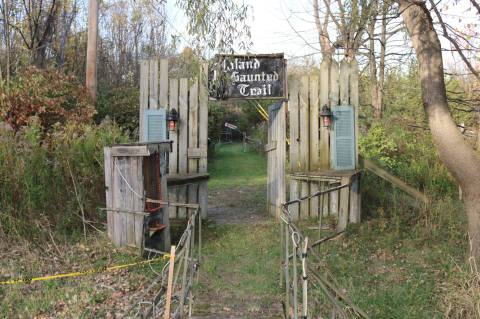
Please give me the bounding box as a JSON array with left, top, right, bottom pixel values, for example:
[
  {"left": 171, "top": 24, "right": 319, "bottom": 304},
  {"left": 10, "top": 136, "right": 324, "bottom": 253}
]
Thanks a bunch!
[
  {"left": 320, "top": 104, "right": 333, "bottom": 128},
  {"left": 167, "top": 108, "right": 178, "bottom": 132}
]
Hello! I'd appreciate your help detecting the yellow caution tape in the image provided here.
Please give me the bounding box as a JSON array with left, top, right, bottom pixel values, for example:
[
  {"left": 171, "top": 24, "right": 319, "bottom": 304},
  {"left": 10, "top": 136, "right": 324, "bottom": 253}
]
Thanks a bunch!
[{"left": 0, "top": 254, "right": 170, "bottom": 285}]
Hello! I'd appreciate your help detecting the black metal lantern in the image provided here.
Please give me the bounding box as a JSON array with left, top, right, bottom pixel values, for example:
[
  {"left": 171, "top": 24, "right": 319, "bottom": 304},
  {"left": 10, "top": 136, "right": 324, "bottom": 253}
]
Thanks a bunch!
[
  {"left": 167, "top": 108, "right": 178, "bottom": 132},
  {"left": 320, "top": 104, "right": 333, "bottom": 128}
]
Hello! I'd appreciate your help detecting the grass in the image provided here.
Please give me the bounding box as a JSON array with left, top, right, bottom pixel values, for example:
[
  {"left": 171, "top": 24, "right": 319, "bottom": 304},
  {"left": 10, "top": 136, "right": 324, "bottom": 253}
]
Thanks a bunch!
[{"left": 208, "top": 143, "right": 267, "bottom": 189}]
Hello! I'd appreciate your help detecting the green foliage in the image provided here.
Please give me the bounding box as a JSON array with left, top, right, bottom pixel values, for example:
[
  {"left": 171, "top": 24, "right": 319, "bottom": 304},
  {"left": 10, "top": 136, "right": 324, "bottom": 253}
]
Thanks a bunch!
[
  {"left": 360, "top": 123, "right": 398, "bottom": 170},
  {"left": 95, "top": 86, "right": 139, "bottom": 135},
  {"left": 0, "top": 120, "right": 128, "bottom": 239},
  {"left": 1, "top": 67, "right": 95, "bottom": 132}
]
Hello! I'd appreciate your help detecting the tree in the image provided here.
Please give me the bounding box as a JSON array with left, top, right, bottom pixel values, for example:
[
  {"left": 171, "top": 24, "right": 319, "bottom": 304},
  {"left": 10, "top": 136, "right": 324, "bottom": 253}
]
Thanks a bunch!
[{"left": 398, "top": 0, "right": 480, "bottom": 257}]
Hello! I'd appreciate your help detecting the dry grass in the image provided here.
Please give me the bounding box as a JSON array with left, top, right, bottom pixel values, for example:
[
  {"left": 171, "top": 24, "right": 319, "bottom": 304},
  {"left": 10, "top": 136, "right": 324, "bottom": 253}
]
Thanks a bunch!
[{"left": 443, "top": 258, "right": 480, "bottom": 318}]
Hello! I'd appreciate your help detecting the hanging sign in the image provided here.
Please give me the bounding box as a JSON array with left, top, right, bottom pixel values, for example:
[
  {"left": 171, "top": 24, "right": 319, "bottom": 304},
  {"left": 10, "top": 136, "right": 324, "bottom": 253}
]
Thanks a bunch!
[{"left": 208, "top": 53, "right": 286, "bottom": 100}]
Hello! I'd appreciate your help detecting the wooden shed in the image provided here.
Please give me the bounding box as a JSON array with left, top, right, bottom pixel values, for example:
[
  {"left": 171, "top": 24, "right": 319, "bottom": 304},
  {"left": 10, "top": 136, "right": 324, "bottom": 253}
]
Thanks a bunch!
[{"left": 104, "top": 142, "right": 171, "bottom": 251}]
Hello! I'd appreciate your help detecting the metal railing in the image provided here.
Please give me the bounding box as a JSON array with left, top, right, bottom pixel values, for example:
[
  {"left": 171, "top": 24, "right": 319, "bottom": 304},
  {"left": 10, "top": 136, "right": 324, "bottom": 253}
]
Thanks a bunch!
[
  {"left": 280, "top": 185, "right": 369, "bottom": 319},
  {"left": 127, "top": 203, "right": 201, "bottom": 319}
]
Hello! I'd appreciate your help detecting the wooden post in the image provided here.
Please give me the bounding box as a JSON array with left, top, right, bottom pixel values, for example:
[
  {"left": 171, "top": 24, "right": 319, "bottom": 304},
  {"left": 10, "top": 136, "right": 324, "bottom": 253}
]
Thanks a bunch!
[
  {"left": 168, "top": 78, "right": 179, "bottom": 219},
  {"left": 309, "top": 76, "right": 319, "bottom": 218},
  {"left": 86, "top": 0, "right": 98, "bottom": 102},
  {"left": 164, "top": 246, "right": 176, "bottom": 319},
  {"left": 319, "top": 60, "right": 330, "bottom": 170},
  {"left": 349, "top": 174, "right": 361, "bottom": 223}
]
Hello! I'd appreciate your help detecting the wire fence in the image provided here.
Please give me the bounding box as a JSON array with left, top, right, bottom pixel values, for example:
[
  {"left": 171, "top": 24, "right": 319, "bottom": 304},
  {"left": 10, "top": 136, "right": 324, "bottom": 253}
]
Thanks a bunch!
[
  {"left": 126, "top": 204, "right": 201, "bottom": 319},
  {"left": 280, "top": 185, "right": 369, "bottom": 319}
]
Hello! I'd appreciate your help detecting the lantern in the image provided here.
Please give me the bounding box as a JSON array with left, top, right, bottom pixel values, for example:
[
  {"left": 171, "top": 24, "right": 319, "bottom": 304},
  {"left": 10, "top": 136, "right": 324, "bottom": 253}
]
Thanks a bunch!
[
  {"left": 320, "top": 104, "right": 333, "bottom": 128},
  {"left": 167, "top": 108, "right": 178, "bottom": 132}
]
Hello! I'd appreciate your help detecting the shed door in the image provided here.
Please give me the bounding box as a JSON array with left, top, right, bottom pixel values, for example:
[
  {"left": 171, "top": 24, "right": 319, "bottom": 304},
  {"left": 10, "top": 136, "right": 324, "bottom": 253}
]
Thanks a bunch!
[{"left": 331, "top": 105, "right": 355, "bottom": 170}]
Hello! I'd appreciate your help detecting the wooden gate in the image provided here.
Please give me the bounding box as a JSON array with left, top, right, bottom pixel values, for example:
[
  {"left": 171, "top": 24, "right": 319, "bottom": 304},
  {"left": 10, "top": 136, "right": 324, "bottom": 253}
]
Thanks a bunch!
[
  {"left": 267, "top": 100, "right": 286, "bottom": 218},
  {"left": 139, "top": 59, "right": 209, "bottom": 219}
]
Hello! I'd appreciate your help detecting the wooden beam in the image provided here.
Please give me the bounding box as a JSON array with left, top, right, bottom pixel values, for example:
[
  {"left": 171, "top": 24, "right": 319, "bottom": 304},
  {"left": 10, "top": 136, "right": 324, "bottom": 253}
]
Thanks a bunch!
[{"left": 361, "top": 157, "right": 429, "bottom": 204}]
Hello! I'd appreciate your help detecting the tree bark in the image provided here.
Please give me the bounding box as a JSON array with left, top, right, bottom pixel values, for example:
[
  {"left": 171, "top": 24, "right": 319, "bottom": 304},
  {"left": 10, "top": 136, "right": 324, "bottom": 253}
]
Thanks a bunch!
[
  {"left": 313, "top": 0, "right": 332, "bottom": 61},
  {"left": 399, "top": 0, "right": 480, "bottom": 258},
  {"left": 86, "top": 0, "right": 99, "bottom": 102}
]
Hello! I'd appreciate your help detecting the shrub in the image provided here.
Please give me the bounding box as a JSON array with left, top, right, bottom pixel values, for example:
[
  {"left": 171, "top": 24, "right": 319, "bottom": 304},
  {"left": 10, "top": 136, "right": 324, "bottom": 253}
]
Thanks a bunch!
[
  {"left": 1, "top": 67, "right": 95, "bottom": 132},
  {"left": 0, "top": 120, "right": 128, "bottom": 240}
]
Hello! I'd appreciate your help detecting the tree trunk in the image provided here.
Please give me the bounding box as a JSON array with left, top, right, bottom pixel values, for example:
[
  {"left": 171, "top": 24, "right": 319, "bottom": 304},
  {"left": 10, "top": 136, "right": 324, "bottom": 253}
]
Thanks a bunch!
[
  {"left": 399, "top": 0, "right": 480, "bottom": 258},
  {"left": 86, "top": 0, "right": 99, "bottom": 102}
]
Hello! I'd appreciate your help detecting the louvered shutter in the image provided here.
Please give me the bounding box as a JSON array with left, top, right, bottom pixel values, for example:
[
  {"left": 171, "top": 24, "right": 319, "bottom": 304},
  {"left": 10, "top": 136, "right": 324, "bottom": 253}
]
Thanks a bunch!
[
  {"left": 142, "top": 109, "right": 167, "bottom": 142},
  {"left": 331, "top": 105, "right": 355, "bottom": 170}
]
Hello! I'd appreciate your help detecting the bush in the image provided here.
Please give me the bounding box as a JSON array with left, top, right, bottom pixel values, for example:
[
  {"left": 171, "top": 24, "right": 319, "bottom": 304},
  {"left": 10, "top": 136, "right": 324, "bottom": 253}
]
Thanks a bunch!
[
  {"left": 1, "top": 67, "right": 95, "bottom": 132},
  {"left": 0, "top": 120, "right": 128, "bottom": 240}
]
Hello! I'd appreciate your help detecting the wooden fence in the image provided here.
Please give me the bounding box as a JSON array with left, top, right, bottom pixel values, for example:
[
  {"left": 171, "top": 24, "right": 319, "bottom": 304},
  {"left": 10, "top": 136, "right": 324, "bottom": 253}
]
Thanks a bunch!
[
  {"left": 286, "top": 58, "right": 360, "bottom": 226},
  {"left": 139, "top": 59, "right": 208, "bottom": 219},
  {"left": 267, "top": 60, "right": 360, "bottom": 228}
]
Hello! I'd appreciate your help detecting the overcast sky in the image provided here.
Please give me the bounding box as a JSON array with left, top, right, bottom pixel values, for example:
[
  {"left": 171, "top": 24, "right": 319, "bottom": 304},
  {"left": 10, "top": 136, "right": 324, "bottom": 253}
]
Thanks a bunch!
[{"left": 166, "top": 0, "right": 479, "bottom": 70}]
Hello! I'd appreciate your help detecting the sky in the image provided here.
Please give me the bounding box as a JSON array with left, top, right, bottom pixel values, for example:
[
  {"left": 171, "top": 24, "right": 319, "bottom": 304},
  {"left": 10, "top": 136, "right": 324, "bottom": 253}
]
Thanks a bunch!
[{"left": 165, "top": 0, "right": 479, "bottom": 70}]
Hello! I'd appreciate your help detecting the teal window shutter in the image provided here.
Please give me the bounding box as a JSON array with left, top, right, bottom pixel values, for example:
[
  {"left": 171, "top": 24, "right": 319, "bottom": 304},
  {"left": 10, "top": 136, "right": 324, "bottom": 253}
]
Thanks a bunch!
[
  {"left": 143, "top": 109, "right": 167, "bottom": 142},
  {"left": 331, "top": 105, "right": 355, "bottom": 170}
]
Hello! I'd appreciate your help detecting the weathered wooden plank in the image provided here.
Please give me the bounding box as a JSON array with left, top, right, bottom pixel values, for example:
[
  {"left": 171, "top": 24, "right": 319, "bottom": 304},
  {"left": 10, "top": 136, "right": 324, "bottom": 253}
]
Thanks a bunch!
[
  {"left": 139, "top": 60, "right": 149, "bottom": 142},
  {"left": 309, "top": 75, "right": 319, "bottom": 170},
  {"left": 299, "top": 76, "right": 310, "bottom": 220},
  {"left": 349, "top": 174, "right": 360, "bottom": 223},
  {"left": 289, "top": 76, "right": 300, "bottom": 219},
  {"left": 149, "top": 60, "right": 158, "bottom": 109},
  {"left": 289, "top": 76, "right": 300, "bottom": 172},
  {"left": 350, "top": 59, "right": 360, "bottom": 168},
  {"left": 168, "top": 187, "right": 178, "bottom": 219},
  {"left": 126, "top": 157, "right": 135, "bottom": 246},
  {"left": 329, "top": 60, "right": 339, "bottom": 169},
  {"left": 329, "top": 186, "right": 339, "bottom": 217},
  {"left": 104, "top": 147, "right": 114, "bottom": 239},
  {"left": 188, "top": 78, "right": 199, "bottom": 173},
  {"left": 310, "top": 182, "right": 319, "bottom": 218},
  {"left": 337, "top": 177, "right": 350, "bottom": 231},
  {"left": 168, "top": 78, "right": 179, "bottom": 175},
  {"left": 134, "top": 157, "right": 144, "bottom": 247},
  {"left": 319, "top": 60, "right": 330, "bottom": 170},
  {"left": 339, "top": 59, "right": 350, "bottom": 105},
  {"left": 300, "top": 181, "right": 309, "bottom": 220},
  {"left": 329, "top": 60, "right": 340, "bottom": 107},
  {"left": 276, "top": 102, "right": 286, "bottom": 219},
  {"left": 112, "top": 157, "right": 126, "bottom": 246},
  {"left": 178, "top": 78, "right": 189, "bottom": 175},
  {"left": 159, "top": 59, "right": 169, "bottom": 108},
  {"left": 187, "top": 148, "right": 207, "bottom": 158},
  {"left": 177, "top": 78, "right": 189, "bottom": 218},
  {"left": 299, "top": 76, "right": 309, "bottom": 171},
  {"left": 198, "top": 180, "right": 208, "bottom": 219},
  {"left": 289, "top": 180, "right": 300, "bottom": 220},
  {"left": 160, "top": 151, "right": 171, "bottom": 250},
  {"left": 110, "top": 146, "right": 149, "bottom": 157},
  {"left": 199, "top": 63, "right": 209, "bottom": 174}
]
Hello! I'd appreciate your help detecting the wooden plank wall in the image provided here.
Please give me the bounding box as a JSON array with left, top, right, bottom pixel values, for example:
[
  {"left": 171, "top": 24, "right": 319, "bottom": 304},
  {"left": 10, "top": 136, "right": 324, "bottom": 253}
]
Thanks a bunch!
[
  {"left": 267, "top": 101, "right": 286, "bottom": 218},
  {"left": 287, "top": 58, "right": 360, "bottom": 227},
  {"left": 139, "top": 59, "right": 208, "bottom": 219}
]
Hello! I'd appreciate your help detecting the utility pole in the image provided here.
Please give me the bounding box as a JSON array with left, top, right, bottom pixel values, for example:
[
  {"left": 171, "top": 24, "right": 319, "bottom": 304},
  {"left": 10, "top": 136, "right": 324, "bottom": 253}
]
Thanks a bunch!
[
  {"left": 86, "top": 0, "right": 98, "bottom": 102},
  {"left": 2, "top": 0, "right": 10, "bottom": 86}
]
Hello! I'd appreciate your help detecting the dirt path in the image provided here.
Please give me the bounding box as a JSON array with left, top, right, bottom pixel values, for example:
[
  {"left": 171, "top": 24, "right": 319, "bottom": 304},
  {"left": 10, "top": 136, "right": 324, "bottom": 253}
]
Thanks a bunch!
[
  {"left": 207, "top": 184, "right": 270, "bottom": 225},
  {"left": 192, "top": 185, "right": 283, "bottom": 318}
]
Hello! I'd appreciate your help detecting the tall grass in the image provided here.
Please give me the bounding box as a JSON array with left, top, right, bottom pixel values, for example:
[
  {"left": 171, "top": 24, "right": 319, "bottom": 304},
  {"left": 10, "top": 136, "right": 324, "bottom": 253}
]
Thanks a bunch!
[{"left": 0, "top": 120, "right": 127, "bottom": 240}]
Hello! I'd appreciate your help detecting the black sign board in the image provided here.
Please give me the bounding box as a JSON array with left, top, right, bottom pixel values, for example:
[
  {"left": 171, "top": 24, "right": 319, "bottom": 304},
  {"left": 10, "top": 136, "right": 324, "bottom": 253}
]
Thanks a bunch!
[{"left": 208, "top": 54, "right": 286, "bottom": 100}]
